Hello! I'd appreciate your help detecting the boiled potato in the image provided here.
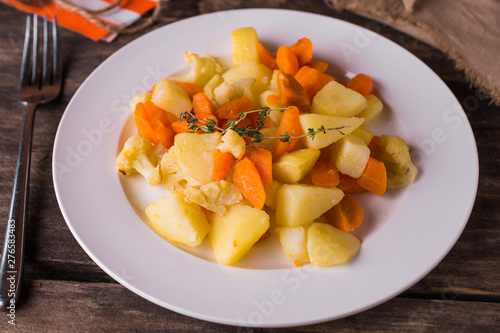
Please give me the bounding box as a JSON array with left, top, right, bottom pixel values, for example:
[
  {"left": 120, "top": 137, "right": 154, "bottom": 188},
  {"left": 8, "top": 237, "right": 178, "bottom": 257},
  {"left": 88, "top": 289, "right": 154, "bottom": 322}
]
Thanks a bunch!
[
  {"left": 298, "top": 113, "right": 364, "bottom": 149},
  {"left": 173, "top": 132, "right": 221, "bottom": 184},
  {"left": 351, "top": 126, "right": 373, "bottom": 145},
  {"left": 307, "top": 223, "right": 361, "bottom": 266},
  {"left": 264, "top": 180, "right": 282, "bottom": 209},
  {"left": 145, "top": 192, "right": 210, "bottom": 247},
  {"left": 209, "top": 204, "right": 270, "bottom": 265},
  {"left": 231, "top": 27, "right": 259, "bottom": 66},
  {"left": 311, "top": 81, "right": 367, "bottom": 117},
  {"left": 222, "top": 61, "right": 273, "bottom": 106},
  {"left": 358, "top": 94, "right": 383, "bottom": 126},
  {"left": 330, "top": 134, "right": 370, "bottom": 179},
  {"left": 275, "top": 184, "right": 344, "bottom": 227},
  {"left": 152, "top": 78, "right": 192, "bottom": 119},
  {"left": 273, "top": 148, "right": 320, "bottom": 184},
  {"left": 276, "top": 225, "right": 310, "bottom": 266}
]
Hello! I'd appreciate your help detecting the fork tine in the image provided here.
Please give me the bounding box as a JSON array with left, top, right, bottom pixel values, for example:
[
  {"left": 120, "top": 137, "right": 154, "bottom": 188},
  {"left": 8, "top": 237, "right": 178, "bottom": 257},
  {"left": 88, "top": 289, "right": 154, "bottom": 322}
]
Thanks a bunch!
[
  {"left": 31, "top": 15, "right": 39, "bottom": 87},
  {"left": 52, "top": 15, "right": 61, "bottom": 85},
  {"left": 42, "top": 15, "right": 49, "bottom": 85},
  {"left": 20, "top": 15, "right": 32, "bottom": 88}
]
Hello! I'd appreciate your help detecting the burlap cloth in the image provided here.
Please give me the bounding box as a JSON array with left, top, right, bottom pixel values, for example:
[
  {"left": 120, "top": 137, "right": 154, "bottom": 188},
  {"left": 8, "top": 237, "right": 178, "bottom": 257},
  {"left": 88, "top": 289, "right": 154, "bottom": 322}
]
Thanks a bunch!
[{"left": 326, "top": 0, "right": 500, "bottom": 105}]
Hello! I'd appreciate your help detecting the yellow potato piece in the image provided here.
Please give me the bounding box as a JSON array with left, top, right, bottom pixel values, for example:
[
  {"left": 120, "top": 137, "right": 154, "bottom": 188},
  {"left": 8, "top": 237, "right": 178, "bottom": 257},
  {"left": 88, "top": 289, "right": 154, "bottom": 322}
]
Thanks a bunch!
[
  {"left": 209, "top": 204, "right": 270, "bottom": 265},
  {"left": 145, "top": 192, "right": 210, "bottom": 247},
  {"left": 307, "top": 223, "right": 361, "bottom": 266}
]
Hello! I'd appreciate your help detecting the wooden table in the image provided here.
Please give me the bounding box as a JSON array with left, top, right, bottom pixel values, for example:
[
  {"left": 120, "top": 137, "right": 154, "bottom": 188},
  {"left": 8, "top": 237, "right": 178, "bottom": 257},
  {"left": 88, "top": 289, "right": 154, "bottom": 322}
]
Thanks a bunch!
[{"left": 0, "top": 1, "right": 498, "bottom": 331}]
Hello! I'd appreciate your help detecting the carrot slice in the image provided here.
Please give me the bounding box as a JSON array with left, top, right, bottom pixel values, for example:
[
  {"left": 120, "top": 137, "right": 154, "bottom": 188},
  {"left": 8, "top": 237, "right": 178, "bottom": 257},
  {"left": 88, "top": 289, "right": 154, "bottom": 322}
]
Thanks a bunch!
[
  {"left": 276, "top": 45, "right": 299, "bottom": 75},
  {"left": 368, "top": 135, "right": 382, "bottom": 158},
  {"left": 215, "top": 97, "right": 254, "bottom": 120},
  {"left": 212, "top": 150, "right": 234, "bottom": 182},
  {"left": 171, "top": 119, "right": 190, "bottom": 134},
  {"left": 174, "top": 81, "right": 203, "bottom": 100},
  {"left": 324, "top": 195, "right": 364, "bottom": 232},
  {"left": 257, "top": 42, "right": 278, "bottom": 70},
  {"left": 144, "top": 100, "right": 175, "bottom": 148},
  {"left": 307, "top": 59, "right": 328, "bottom": 73},
  {"left": 337, "top": 173, "right": 366, "bottom": 194},
  {"left": 357, "top": 157, "right": 387, "bottom": 196},
  {"left": 233, "top": 157, "right": 266, "bottom": 209},
  {"left": 134, "top": 102, "right": 157, "bottom": 144},
  {"left": 294, "top": 65, "right": 335, "bottom": 100},
  {"left": 289, "top": 37, "right": 313, "bottom": 67},
  {"left": 277, "top": 71, "right": 311, "bottom": 113},
  {"left": 346, "top": 74, "right": 373, "bottom": 97},
  {"left": 310, "top": 159, "right": 340, "bottom": 188},
  {"left": 273, "top": 106, "right": 302, "bottom": 159},
  {"left": 192, "top": 92, "right": 216, "bottom": 118},
  {"left": 243, "top": 146, "right": 273, "bottom": 184}
]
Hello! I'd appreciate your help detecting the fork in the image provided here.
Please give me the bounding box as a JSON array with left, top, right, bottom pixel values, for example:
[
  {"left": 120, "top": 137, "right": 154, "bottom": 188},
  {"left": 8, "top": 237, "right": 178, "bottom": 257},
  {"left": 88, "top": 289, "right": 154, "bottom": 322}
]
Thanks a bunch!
[{"left": 0, "top": 15, "right": 61, "bottom": 310}]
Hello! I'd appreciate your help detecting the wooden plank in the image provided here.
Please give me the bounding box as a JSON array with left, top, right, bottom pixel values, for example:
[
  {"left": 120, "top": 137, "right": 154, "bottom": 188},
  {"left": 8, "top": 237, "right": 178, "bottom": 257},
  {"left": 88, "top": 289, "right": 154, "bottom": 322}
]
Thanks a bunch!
[{"left": 4, "top": 279, "right": 499, "bottom": 331}]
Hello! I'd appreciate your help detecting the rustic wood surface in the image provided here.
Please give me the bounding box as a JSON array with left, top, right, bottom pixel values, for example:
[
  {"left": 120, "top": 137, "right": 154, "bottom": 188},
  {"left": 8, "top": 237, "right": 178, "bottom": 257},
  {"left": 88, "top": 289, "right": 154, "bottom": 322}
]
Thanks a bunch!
[{"left": 0, "top": 0, "right": 499, "bottom": 331}]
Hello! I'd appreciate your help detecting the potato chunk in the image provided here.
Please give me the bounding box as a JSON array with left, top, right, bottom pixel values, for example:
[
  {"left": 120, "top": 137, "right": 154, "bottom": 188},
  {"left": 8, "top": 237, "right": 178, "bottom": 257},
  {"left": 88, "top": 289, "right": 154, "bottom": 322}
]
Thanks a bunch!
[
  {"left": 298, "top": 113, "right": 364, "bottom": 149},
  {"left": 152, "top": 79, "right": 192, "bottom": 119},
  {"left": 307, "top": 223, "right": 361, "bottom": 266},
  {"left": 209, "top": 204, "right": 270, "bottom": 265},
  {"left": 231, "top": 27, "right": 259, "bottom": 66},
  {"left": 330, "top": 134, "right": 370, "bottom": 179},
  {"left": 357, "top": 94, "right": 383, "bottom": 126},
  {"left": 173, "top": 132, "right": 221, "bottom": 185},
  {"left": 272, "top": 148, "right": 320, "bottom": 184},
  {"left": 275, "top": 184, "right": 344, "bottom": 227},
  {"left": 145, "top": 192, "right": 210, "bottom": 247},
  {"left": 311, "top": 81, "right": 367, "bottom": 117}
]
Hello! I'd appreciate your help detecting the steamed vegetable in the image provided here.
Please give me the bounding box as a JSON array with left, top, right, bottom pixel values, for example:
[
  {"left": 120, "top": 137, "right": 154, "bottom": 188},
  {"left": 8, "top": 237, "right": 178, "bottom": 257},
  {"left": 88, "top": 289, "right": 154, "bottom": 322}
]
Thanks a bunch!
[{"left": 115, "top": 135, "right": 162, "bottom": 186}]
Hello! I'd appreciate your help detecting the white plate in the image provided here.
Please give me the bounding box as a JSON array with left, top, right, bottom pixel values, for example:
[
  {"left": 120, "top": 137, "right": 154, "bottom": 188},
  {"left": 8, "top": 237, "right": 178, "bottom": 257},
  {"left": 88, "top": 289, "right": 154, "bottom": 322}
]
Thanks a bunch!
[{"left": 53, "top": 9, "right": 478, "bottom": 327}]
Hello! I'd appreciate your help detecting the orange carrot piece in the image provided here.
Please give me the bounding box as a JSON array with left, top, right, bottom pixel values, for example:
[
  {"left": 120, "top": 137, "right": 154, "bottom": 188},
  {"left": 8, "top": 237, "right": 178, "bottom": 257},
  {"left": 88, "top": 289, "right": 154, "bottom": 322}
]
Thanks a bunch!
[
  {"left": 310, "top": 159, "right": 340, "bottom": 188},
  {"left": 243, "top": 146, "right": 273, "bottom": 184},
  {"left": 346, "top": 73, "right": 373, "bottom": 97},
  {"left": 294, "top": 65, "right": 335, "bottom": 100},
  {"left": 276, "top": 45, "right": 299, "bottom": 75},
  {"left": 277, "top": 71, "right": 311, "bottom": 113},
  {"left": 144, "top": 100, "right": 175, "bottom": 148},
  {"left": 289, "top": 37, "right": 313, "bottom": 67},
  {"left": 307, "top": 59, "right": 328, "bottom": 73},
  {"left": 192, "top": 92, "right": 216, "bottom": 118},
  {"left": 368, "top": 135, "right": 382, "bottom": 158},
  {"left": 212, "top": 150, "right": 234, "bottom": 182},
  {"left": 215, "top": 97, "right": 254, "bottom": 120},
  {"left": 171, "top": 119, "right": 190, "bottom": 134},
  {"left": 273, "top": 106, "right": 302, "bottom": 159},
  {"left": 233, "top": 157, "right": 266, "bottom": 209},
  {"left": 357, "top": 157, "right": 387, "bottom": 196},
  {"left": 337, "top": 173, "right": 366, "bottom": 194},
  {"left": 257, "top": 42, "right": 278, "bottom": 70},
  {"left": 174, "top": 81, "right": 203, "bottom": 99},
  {"left": 266, "top": 94, "right": 283, "bottom": 108},
  {"left": 134, "top": 102, "right": 158, "bottom": 144},
  {"left": 324, "top": 195, "right": 364, "bottom": 232}
]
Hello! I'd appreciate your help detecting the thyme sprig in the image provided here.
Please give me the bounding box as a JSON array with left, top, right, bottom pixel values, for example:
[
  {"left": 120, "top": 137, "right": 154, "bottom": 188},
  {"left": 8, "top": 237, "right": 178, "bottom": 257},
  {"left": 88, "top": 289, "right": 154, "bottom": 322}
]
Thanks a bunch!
[{"left": 179, "top": 106, "right": 350, "bottom": 144}]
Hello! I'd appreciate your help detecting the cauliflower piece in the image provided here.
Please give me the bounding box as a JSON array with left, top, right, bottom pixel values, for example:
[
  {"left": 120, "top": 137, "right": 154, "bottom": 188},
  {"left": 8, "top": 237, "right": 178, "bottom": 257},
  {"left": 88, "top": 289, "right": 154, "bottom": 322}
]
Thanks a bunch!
[
  {"left": 378, "top": 135, "right": 418, "bottom": 189},
  {"left": 217, "top": 129, "right": 246, "bottom": 159},
  {"left": 175, "top": 51, "right": 225, "bottom": 88},
  {"left": 116, "top": 135, "right": 161, "bottom": 186},
  {"left": 130, "top": 92, "right": 152, "bottom": 112},
  {"left": 205, "top": 76, "right": 255, "bottom": 108},
  {"left": 203, "top": 74, "right": 224, "bottom": 105},
  {"left": 183, "top": 180, "right": 243, "bottom": 215},
  {"left": 160, "top": 147, "right": 201, "bottom": 191}
]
